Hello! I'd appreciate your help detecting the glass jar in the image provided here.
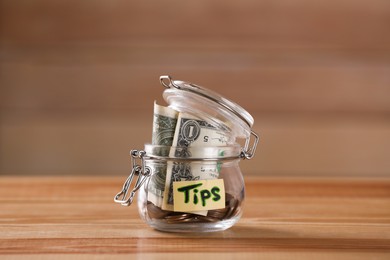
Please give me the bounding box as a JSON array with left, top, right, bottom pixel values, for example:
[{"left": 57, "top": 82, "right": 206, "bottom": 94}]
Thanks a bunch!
[{"left": 114, "top": 76, "right": 259, "bottom": 232}]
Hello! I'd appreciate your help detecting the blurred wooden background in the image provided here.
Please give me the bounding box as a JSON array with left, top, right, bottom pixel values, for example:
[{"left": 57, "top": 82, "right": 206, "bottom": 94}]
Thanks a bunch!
[{"left": 1, "top": 0, "right": 389, "bottom": 177}]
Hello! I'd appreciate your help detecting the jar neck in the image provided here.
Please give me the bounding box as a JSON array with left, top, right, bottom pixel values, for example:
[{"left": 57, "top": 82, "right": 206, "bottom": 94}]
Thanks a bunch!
[{"left": 143, "top": 144, "right": 243, "bottom": 161}]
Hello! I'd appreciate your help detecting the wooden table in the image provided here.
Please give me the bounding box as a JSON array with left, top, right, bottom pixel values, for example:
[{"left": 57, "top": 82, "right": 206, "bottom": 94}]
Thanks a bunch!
[{"left": 1, "top": 176, "right": 389, "bottom": 259}]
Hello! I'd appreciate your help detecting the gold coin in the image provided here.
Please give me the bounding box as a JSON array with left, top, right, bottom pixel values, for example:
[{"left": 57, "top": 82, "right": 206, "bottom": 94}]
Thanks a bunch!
[{"left": 147, "top": 202, "right": 170, "bottom": 219}]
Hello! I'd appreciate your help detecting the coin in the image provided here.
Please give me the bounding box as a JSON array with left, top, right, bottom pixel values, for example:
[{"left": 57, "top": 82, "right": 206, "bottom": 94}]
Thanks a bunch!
[
  {"left": 147, "top": 201, "right": 170, "bottom": 219},
  {"left": 165, "top": 213, "right": 192, "bottom": 220},
  {"left": 224, "top": 197, "right": 240, "bottom": 219},
  {"left": 164, "top": 213, "right": 193, "bottom": 223},
  {"left": 198, "top": 215, "right": 220, "bottom": 222},
  {"left": 207, "top": 208, "right": 228, "bottom": 219},
  {"left": 146, "top": 192, "right": 242, "bottom": 224}
]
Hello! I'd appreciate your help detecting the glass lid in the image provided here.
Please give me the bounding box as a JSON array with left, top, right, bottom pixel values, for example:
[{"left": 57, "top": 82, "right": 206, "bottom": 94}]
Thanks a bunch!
[{"left": 159, "top": 75, "right": 254, "bottom": 132}]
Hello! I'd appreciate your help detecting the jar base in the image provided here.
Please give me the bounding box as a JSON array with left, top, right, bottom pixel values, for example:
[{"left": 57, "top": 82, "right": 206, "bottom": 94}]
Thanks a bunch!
[{"left": 146, "top": 214, "right": 241, "bottom": 233}]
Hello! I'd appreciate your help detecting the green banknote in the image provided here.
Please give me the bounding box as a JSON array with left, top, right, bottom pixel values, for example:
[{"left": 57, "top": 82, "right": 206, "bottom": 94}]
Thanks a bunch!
[
  {"left": 162, "top": 112, "right": 229, "bottom": 213},
  {"left": 147, "top": 102, "right": 178, "bottom": 207}
]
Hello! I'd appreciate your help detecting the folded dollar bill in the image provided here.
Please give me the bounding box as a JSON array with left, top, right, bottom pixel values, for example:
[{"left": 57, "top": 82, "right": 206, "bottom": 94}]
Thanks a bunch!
[
  {"left": 162, "top": 112, "right": 230, "bottom": 214},
  {"left": 147, "top": 102, "right": 178, "bottom": 207}
]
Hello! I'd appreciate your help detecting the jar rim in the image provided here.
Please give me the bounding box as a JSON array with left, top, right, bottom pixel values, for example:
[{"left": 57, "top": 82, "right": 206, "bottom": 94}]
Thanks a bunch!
[{"left": 143, "top": 144, "right": 242, "bottom": 160}]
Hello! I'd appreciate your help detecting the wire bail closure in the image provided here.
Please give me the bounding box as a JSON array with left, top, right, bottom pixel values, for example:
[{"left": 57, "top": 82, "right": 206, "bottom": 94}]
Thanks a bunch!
[
  {"left": 114, "top": 133, "right": 259, "bottom": 207},
  {"left": 114, "top": 150, "right": 151, "bottom": 206},
  {"left": 160, "top": 75, "right": 259, "bottom": 160},
  {"left": 241, "top": 130, "right": 259, "bottom": 160}
]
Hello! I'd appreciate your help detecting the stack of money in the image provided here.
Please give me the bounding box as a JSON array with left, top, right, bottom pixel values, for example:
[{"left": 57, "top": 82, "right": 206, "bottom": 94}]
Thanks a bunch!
[{"left": 146, "top": 102, "right": 241, "bottom": 223}]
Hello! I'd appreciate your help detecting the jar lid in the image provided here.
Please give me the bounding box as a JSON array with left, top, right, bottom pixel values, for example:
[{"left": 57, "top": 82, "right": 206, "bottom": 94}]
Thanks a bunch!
[
  {"left": 160, "top": 75, "right": 255, "bottom": 141},
  {"left": 160, "top": 75, "right": 258, "bottom": 160},
  {"left": 160, "top": 76, "right": 254, "bottom": 128}
]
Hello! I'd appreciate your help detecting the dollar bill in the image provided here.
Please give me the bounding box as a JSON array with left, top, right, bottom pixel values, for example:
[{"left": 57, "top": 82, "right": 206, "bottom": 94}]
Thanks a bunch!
[
  {"left": 147, "top": 102, "right": 178, "bottom": 207},
  {"left": 161, "top": 112, "right": 230, "bottom": 213},
  {"left": 151, "top": 101, "right": 179, "bottom": 148}
]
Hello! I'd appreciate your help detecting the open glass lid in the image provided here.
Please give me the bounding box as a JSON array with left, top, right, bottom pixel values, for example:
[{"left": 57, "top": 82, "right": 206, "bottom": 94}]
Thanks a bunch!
[
  {"left": 160, "top": 76, "right": 254, "bottom": 127},
  {"left": 160, "top": 75, "right": 254, "bottom": 139}
]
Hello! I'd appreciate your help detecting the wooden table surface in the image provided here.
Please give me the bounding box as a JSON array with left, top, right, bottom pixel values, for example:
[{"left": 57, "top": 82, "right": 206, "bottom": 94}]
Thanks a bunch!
[{"left": 1, "top": 176, "right": 389, "bottom": 259}]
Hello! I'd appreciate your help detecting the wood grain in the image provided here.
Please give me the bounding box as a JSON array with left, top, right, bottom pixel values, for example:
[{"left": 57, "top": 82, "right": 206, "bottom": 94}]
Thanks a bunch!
[
  {"left": 0, "top": 176, "right": 389, "bottom": 259},
  {"left": 1, "top": 0, "right": 389, "bottom": 114},
  {"left": 1, "top": 0, "right": 390, "bottom": 177},
  {"left": 1, "top": 114, "right": 389, "bottom": 176},
  {"left": 2, "top": 0, "right": 390, "bottom": 47}
]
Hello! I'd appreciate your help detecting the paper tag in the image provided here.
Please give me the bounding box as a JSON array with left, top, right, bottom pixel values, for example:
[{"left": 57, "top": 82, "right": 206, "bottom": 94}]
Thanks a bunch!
[{"left": 173, "top": 179, "right": 225, "bottom": 212}]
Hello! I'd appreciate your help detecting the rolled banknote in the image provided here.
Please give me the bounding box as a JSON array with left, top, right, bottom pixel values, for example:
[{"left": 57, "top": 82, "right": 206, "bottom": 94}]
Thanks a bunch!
[
  {"left": 147, "top": 102, "right": 178, "bottom": 207},
  {"left": 151, "top": 101, "right": 179, "bottom": 148},
  {"left": 162, "top": 112, "right": 230, "bottom": 213}
]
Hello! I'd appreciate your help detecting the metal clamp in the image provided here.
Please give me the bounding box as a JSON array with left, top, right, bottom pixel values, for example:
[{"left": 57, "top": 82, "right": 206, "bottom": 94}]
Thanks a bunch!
[
  {"left": 114, "top": 135, "right": 259, "bottom": 207},
  {"left": 241, "top": 130, "right": 259, "bottom": 160},
  {"left": 114, "top": 150, "right": 151, "bottom": 206}
]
